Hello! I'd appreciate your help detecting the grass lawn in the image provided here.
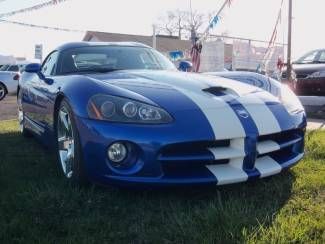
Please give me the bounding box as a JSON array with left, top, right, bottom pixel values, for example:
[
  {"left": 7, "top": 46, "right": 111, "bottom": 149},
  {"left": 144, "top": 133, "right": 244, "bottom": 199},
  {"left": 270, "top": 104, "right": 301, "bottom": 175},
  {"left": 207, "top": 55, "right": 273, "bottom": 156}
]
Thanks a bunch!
[{"left": 0, "top": 119, "right": 324, "bottom": 243}]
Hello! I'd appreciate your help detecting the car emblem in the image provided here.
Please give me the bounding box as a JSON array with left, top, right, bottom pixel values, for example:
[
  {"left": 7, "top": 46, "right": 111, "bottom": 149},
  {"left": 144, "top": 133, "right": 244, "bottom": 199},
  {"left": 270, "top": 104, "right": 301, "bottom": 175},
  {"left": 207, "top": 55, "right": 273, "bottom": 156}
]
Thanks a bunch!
[{"left": 236, "top": 109, "right": 249, "bottom": 119}]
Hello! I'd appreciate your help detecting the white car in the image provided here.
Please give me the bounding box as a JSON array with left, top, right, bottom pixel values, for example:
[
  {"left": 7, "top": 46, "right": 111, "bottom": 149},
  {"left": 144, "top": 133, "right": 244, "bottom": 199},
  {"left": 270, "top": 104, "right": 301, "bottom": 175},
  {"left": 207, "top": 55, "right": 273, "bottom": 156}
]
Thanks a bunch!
[{"left": 0, "top": 64, "right": 22, "bottom": 100}]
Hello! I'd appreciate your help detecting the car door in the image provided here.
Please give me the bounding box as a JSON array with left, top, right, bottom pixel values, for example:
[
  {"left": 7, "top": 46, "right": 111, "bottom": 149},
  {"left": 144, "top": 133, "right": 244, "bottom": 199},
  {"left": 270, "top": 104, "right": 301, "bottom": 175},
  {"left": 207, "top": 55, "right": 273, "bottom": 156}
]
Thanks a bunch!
[{"left": 28, "top": 51, "right": 59, "bottom": 132}]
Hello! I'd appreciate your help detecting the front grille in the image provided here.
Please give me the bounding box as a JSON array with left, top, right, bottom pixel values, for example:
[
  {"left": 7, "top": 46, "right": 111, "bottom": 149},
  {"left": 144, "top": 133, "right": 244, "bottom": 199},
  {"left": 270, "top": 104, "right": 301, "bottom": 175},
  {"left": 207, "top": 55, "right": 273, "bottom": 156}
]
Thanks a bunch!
[
  {"left": 158, "top": 140, "right": 230, "bottom": 167},
  {"left": 158, "top": 129, "right": 304, "bottom": 176},
  {"left": 296, "top": 73, "right": 309, "bottom": 79},
  {"left": 257, "top": 129, "right": 304, "bottom": 158}
]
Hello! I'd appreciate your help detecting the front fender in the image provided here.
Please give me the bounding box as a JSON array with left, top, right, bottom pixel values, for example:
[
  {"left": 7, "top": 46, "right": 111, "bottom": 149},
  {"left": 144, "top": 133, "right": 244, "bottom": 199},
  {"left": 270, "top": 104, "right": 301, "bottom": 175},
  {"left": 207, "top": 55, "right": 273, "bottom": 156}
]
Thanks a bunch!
[{"left": 57, "top": 75, "right": 157, "bottom": 118}]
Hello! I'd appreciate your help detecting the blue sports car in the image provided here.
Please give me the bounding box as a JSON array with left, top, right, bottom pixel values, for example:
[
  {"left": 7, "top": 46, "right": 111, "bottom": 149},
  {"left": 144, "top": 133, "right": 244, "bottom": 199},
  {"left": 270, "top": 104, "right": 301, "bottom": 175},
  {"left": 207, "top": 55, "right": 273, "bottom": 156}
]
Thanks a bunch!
[{"left": 18, "top": 42, "right": 306, "bottom": 187}]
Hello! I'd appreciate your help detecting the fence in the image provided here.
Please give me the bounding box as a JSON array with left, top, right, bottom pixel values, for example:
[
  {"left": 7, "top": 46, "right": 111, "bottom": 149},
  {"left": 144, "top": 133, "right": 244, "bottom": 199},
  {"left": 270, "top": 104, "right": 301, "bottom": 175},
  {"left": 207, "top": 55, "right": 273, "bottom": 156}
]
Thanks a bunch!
[{"left": 199, "top": 34, "right": 287, "bottom": 74}]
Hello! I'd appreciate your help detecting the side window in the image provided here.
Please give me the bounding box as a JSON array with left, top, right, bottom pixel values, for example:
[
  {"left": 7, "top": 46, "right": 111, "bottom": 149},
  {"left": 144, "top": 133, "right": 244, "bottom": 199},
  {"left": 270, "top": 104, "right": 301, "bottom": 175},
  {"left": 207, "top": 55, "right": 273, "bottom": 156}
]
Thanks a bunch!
[
  {"left": 8, "top": 65, "right": 19, "bottom": 72},
  {"left": 41, "top": 51, "right": 58, "bottom": 76},
  {"left": 317, "top": 51, "right": 325, "bottom": 62}
]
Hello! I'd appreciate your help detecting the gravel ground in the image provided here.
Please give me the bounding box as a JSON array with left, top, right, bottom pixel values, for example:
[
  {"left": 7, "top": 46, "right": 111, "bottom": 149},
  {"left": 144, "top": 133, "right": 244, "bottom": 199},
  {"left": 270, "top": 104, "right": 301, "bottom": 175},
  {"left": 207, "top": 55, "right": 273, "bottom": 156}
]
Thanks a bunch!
[{"left": 0, "top": 95, "right": 17, "bottom": 120}]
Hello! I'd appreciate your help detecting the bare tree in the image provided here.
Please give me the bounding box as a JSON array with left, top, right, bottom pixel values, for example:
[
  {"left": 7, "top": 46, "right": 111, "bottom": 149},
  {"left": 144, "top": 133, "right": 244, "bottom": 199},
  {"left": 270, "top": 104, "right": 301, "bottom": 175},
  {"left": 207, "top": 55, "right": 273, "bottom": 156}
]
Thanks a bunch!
[
  {"left": 183, "top": 10, "right": 205, "bottom": 38},
  {"left": 156, "top": 11, "right": 179, "bottom": 37},
  {"left": 156, "top": 9, "right": 207, "bottom": 40}
]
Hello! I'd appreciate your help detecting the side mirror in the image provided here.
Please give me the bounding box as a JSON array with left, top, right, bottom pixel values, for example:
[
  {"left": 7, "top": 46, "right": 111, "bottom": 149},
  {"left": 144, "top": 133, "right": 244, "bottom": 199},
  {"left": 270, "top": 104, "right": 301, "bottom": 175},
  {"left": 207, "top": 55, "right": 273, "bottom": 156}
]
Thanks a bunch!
[
  {"left": 25, "top": 63, "right": 41, "bottom": 73},
  {"left": 178, "top": 61, "right": 192, "bottom": 72},
  {"left": 25, "top": 63, "right": 53, "bottom": 85}
]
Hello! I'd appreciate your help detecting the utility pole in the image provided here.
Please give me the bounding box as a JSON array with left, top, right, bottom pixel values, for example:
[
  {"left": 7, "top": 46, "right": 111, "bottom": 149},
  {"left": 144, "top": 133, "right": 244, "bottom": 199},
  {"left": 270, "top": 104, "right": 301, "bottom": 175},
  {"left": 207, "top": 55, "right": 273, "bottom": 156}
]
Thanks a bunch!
[
  {"left": 287, "top": 0, "right": 293, "bottom": 82},
  {"left": 152, "top": 25, "right": 157, "bottom": 50}
]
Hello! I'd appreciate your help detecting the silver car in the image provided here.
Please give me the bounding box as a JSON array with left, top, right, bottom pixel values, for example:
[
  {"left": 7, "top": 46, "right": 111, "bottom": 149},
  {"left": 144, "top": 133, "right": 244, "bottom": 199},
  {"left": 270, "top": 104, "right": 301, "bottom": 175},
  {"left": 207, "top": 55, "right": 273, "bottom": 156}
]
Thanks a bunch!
[{"left": 0, "top": 64, "right": 21, "bottom": 100}]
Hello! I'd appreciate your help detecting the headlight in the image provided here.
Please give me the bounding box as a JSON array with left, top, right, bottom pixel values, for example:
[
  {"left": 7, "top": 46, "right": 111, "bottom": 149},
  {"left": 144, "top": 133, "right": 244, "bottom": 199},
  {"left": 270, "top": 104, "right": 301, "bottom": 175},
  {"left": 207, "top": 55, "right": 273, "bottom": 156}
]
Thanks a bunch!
[
  {"left": 279, "top": 85, "right": 304, "bottom": 114},
  {"left": 87, "top": 94, "right": 173, "bottom": 124}
]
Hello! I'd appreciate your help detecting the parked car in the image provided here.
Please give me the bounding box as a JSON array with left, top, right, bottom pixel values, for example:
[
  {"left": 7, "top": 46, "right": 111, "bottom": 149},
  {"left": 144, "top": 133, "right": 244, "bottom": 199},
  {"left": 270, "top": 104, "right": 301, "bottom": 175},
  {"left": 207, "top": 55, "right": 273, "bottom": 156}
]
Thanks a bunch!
[
  {"left": 282, "top": 49, "right": 325, "bottom": 95},
  {"left": 18, "top": 42, "right": 306, "bottom": 187},
  {"left": 0, "top": 64, "right": 21, "bottom": 100}
]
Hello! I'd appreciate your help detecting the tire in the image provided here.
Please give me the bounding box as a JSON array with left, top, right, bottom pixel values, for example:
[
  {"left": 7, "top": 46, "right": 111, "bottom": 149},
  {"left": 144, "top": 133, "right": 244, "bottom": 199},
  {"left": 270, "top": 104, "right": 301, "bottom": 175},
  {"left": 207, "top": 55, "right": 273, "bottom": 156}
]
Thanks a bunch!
[
  {"left": 55, "top": 98, "right": 88, "bottom": 184},
  {"left": 0, "top": 83, "right": 7, "bottom": 101},
  {"left": 17, "top": 90, "right": 32, "bottom": 137}
]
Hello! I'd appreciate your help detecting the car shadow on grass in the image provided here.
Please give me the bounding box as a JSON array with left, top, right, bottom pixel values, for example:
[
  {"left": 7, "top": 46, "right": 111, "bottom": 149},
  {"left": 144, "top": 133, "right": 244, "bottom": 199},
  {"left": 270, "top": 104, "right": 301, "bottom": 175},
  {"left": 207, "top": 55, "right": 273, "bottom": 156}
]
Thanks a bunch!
[{"left": 0, "top": 131, "right": 296, "bottom": 243}]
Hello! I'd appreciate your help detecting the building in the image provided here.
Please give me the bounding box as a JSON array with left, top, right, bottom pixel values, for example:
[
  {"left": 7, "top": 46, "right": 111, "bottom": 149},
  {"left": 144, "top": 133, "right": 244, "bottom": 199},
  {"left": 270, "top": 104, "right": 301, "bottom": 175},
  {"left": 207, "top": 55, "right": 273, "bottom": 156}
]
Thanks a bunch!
[
  {"left": 0, "top": 54, "right": 16, "bottom": 65},
  {"left": 83, "top": 31, "right": 191, "bottom": 54}
]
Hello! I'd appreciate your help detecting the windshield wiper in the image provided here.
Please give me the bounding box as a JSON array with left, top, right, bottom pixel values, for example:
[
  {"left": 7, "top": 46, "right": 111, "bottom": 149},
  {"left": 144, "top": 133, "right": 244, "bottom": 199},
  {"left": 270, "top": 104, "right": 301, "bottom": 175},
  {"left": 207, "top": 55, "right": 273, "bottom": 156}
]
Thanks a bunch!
[
  {"left": 61, "top": 68, "right": 123, "bottom": 75},
  {"left": 80, "top": 68, "right": 123, "bottom": 73}
]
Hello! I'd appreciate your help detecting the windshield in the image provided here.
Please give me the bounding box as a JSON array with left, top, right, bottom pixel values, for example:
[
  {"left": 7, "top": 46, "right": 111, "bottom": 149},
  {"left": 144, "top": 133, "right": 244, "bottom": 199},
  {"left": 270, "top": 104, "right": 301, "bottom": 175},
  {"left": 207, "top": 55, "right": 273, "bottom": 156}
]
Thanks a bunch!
[
  {"left": 58, "top": 46, "right": 176, "bottom": 75},
  {"left": 295, "top": 50, "right": 318, "bottom": 64}
]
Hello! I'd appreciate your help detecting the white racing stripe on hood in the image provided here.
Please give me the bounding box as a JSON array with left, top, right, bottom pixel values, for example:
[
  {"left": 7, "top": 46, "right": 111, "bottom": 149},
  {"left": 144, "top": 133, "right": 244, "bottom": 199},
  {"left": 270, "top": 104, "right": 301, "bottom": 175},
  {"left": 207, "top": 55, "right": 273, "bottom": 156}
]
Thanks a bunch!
[
  {"left": 151, "top": 73, "right": 247, "bottom": 139},
  {"left": 236, "top": 95, "right": 281, "bottom": 135},
  {"left": 176, "top": 87, "right": 246, "bottom": 140}
]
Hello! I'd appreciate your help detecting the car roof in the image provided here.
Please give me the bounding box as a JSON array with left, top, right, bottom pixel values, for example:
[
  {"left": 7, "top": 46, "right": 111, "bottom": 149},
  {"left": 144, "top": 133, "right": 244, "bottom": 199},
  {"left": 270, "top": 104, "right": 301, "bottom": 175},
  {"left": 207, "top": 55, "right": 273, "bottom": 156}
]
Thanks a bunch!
[{"left": 56, "top": 41, "right": 151, "bottom": 52}]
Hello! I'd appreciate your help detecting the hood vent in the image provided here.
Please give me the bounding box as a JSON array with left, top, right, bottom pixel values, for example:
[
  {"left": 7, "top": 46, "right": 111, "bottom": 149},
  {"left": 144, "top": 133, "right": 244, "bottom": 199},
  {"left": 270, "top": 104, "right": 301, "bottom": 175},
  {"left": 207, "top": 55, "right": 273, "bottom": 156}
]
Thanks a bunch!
[{"left": 203, "top": 86, "right": 229, "bottom": 96}]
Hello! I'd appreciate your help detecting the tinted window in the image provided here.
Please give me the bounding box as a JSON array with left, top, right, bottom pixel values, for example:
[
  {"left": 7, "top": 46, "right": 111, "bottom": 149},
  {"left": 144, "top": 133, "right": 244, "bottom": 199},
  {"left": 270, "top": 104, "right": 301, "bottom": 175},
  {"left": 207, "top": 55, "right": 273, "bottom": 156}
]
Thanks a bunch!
[
  {"left": 58, "top": 46, "right": 176, "bottom": 75},
  {"left": 42, "top": 51, "right": 58, "bottom": 76},
  {"left": 0, "top": 65, "right": 9, "bottom": 71},
  {"left": 8, "top": 65, "right": 19, "bottom": 72}
]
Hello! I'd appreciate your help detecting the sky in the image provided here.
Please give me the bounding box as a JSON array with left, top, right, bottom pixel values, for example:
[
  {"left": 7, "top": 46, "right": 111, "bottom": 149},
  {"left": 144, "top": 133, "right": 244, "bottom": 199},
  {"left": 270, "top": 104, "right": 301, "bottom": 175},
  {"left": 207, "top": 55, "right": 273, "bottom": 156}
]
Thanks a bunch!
[{"left": 0, "top": 0, "right": 324, "bottom": 61}]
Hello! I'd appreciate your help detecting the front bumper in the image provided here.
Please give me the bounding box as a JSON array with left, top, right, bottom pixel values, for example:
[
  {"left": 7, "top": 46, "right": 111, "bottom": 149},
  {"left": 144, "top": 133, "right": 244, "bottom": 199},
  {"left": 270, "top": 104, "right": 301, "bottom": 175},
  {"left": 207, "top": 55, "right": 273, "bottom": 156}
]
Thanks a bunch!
[{"left": 75, "top": 112, "right": 306, "bottom": 187}]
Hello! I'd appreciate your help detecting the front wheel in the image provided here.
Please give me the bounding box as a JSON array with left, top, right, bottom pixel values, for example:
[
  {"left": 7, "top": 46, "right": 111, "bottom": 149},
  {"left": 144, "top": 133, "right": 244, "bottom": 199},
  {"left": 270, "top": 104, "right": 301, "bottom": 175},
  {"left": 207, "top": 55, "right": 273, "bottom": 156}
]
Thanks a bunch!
[
  {"left": 17, "top": 90, "right": 32, "bottom": 137},
  {"left": 56, "top": 99, "right": 87, "bottom": 184}
]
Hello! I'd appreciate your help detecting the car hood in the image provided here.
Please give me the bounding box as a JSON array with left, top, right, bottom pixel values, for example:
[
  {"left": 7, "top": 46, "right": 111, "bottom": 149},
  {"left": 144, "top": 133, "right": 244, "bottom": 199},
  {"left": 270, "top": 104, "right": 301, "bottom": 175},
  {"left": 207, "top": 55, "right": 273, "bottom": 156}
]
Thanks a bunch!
[
  {"left": 291, "top": 63, "right": 325, "bottom": 74},
  {"left": 86, "top": 70, "right": 280, "bottom": 110},
  {"left": 81, "top": 70, "right": 299, "bottom": 137}
]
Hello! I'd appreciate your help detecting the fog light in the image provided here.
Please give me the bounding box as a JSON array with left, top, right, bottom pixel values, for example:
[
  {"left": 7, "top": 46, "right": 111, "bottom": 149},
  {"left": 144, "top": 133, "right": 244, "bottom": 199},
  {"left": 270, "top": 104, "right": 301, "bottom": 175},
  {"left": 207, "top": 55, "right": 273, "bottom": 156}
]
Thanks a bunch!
[{"left": 107, "top": 142, "right": 127, "bottom": 163}]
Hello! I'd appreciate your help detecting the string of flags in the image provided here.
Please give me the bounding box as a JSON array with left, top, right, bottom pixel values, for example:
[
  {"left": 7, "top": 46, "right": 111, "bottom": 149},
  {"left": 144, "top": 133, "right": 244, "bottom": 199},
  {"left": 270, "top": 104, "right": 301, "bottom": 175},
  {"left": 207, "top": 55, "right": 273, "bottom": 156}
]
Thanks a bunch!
[
  {"left": 0, "top": 19, "right": 84, "bottom": 32},
  {"left": 0, "top": 0, "right": 69, "bottom": 19},
  {"left": 208, "top": 15, "right": 220, "bottom": 29},
  {"left": 191, "top": 0, "right": 234, "bottom": 72},
  {"left": 0, "top": 0, "right": 81, "bottom": 32},
  {"left": 260, "top": 0, "right": 284, "bottom": 70},
  {"left": 199, "top": 0, "right": 233, "bottom": 42}
]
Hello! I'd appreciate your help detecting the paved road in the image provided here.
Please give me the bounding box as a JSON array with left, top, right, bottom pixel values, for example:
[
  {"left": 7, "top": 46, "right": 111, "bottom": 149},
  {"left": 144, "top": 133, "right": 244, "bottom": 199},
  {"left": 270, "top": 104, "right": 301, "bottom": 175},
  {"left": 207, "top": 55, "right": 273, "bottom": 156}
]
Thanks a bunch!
[
  {"left": 0, "top": 95, "right": 324, "bottom": 130},
  {"left": 307, "top": 119, "right": 325, "bottom": 130},
  {"left": 0, "top": 95, "right": 17, "bottom": 120}
]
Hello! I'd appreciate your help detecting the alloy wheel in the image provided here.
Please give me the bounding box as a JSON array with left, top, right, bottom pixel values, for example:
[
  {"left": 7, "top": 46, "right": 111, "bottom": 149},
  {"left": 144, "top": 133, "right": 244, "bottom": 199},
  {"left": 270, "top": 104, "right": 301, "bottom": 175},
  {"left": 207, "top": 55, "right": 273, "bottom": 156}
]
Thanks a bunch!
[
  {"left": 57, "top": 107, "right": 75, "bottom": 178},
  {"left": 18, "top": 108, "right": 24, "bottom": 133}
]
